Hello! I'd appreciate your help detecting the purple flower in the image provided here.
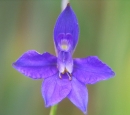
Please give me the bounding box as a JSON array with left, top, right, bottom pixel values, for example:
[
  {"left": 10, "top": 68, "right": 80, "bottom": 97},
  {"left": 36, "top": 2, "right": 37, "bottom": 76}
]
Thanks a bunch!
[{"left": 12, "top": 3, "right": 115, "bottom": 114}]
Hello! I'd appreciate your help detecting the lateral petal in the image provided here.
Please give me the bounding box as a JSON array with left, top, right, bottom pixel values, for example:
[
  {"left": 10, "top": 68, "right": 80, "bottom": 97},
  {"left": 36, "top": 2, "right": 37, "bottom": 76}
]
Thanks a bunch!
[
  {"left": 73, "top": 56, "right": 115, "bottom": 84},
  {"left": 42, "top": 73, "right": 71, "bottom": 107},
  {"left": 13, "top": 50, "right": 58, "bottom": 79},
  {"left": 68, "top": 77, "right": 88, "bottom": 114}
]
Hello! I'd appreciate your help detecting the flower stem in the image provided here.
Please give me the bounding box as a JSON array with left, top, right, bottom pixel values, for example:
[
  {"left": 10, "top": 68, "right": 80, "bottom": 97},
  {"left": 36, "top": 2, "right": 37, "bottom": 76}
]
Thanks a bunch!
[
  {"left": 49, "top": 105, "right": 58, "bottom": 115},
  {"left": 61, "top": 0, "right": 70, "bottom": 11}
]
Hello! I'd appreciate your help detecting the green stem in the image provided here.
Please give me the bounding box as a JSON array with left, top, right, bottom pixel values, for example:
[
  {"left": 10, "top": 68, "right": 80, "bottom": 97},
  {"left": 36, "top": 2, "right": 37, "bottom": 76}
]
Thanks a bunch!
[{"left": 49, "top": 105, "right": 58, "bottom": 115}]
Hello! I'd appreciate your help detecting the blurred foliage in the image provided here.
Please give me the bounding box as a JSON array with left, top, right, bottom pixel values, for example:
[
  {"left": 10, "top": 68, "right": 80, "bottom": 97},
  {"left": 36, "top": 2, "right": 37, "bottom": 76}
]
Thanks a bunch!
[{"left": 0, "top": 0, "right": 130, "bottom": 115}]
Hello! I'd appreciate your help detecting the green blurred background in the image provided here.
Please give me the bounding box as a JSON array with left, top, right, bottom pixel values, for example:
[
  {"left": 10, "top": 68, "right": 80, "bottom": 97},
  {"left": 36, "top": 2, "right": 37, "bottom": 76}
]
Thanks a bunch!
[{"left": 0, "top": 0, "right": 130, "bottom": 115}]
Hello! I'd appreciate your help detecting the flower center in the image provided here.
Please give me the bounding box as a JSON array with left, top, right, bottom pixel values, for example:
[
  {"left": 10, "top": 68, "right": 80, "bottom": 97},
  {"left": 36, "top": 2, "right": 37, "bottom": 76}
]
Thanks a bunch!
[
  {"left": 57, "top": 51, "right": 73, "bottom": 80},
  {"left": 59, "top": 68, "right": 72, "bottom": 80}
]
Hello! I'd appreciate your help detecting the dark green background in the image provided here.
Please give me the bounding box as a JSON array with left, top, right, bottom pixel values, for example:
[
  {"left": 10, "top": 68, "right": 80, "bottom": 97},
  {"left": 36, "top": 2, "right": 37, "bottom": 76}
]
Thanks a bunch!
[{"left": 0, "top": 0, "right": 130, "bottom": 115}]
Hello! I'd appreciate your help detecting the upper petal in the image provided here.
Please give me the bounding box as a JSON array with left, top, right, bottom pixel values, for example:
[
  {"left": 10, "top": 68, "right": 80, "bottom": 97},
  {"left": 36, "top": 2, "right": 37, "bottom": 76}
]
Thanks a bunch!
[
  {"left": 54, "top": 4, "right": 79, "bottom": 54},
  {"left": 68, "top": 77, "right": 88, "bottom": 114},
  {"left": 12, "top": 50, "right": 58, "bottom": 79},
  {"left": 41, "top": 73, "right": 71, "bottom": 107},
  {"left": 73, "top": 56, "right": 115, "bottom": 84}
]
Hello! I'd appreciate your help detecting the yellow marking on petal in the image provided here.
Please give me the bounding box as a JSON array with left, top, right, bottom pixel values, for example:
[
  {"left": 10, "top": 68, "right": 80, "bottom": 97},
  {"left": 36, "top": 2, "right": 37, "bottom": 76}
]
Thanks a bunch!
[{"left": 61, "top": 44, "right": 68, "bottom": 50}]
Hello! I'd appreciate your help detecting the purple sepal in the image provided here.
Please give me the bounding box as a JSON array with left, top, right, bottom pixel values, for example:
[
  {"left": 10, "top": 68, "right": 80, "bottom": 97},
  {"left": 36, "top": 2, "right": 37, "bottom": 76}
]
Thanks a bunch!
[
  {"left": 68, "top": 77, "right": 88, "bottom": 114},
  {"left": 73, "top": 56, "right": 115, "bottom": 84},
  {"left": 41, "top": 73, "right": 71, "bottom": 107},
  {"left": 12, "top": 50, "right": 58, "bottom": 79},
  {"left": 54, "top": 4, "right": 79, "bottom": 54}
]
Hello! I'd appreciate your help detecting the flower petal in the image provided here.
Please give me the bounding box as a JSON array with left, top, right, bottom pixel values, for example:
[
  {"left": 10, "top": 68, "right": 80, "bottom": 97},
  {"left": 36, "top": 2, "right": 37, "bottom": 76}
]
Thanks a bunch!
[
  {"left": 57, "top": 51, "right": 73, "bottom": 73},
  {"left": 54, "top": 4, "right": 79, "bottom": 54},
  {"left": 68, "top": 77, "right": 88, "bottom": 114},
  {"left": 41, "top": 73, "right": 71, "bottom": 107},
  {"left": 73, "top": 56, "right": 115, "bottom": 84},
  {"left": 12, "top": 50, "right": 58, "bottom": 79}
]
